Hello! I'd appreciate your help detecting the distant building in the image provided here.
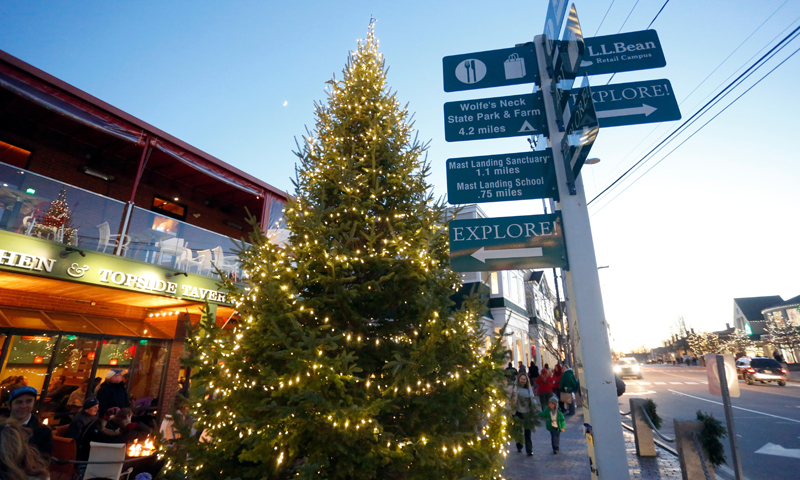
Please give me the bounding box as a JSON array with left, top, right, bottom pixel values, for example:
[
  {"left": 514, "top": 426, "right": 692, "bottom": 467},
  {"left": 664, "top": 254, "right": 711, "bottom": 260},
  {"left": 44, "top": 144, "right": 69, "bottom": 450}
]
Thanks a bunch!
[
  {"left": 524, "top": 270, "right": 561, "bottom": 368},
  {"left": 733, "top": 295, "right": 800, "bottom": 362}
]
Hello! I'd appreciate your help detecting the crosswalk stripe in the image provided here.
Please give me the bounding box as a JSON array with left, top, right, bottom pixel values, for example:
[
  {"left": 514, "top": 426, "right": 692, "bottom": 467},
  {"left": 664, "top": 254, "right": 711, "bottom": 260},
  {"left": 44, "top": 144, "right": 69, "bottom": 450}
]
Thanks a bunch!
[
  {"left": 685, "top": 382, "right": 698, "bottom": 384},
  {"left": 669, "top": 382, "right": 683, "bottom": 384},
  {"left": 637, "top": 382, "right": 651, "bottom": 385},
  {"left": 654, "top": 382, "right": 666, "bottom": 384}
]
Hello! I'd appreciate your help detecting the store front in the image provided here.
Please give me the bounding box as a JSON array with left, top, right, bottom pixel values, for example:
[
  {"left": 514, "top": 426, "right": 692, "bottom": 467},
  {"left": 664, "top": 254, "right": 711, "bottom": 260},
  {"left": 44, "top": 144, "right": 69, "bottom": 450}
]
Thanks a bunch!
[{"left": 0, "top": 228, "right": 237, "bottom": 420}]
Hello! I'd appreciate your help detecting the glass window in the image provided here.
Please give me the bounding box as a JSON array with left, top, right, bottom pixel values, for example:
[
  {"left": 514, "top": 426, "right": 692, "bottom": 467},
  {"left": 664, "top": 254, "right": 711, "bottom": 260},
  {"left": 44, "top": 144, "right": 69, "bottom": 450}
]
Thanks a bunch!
[
  {"left": 490, "top": 272, "right": 499, "bottom": 295},
  {"left": 1, "top": 308, "right": 52, "bottom": 330},
  {"left": 152, "top": 196, "right": 187, "bottom": 220},
  {"left": 45, "top": 312, "right": 102, "bottom": 334},
  {"left": 40, "top": 336, "right": 99, "bottom": 419},
  {"left": 0, "top": 335, "right": 57, "bottom": 395},
  {"left": 127, "top": 339, "right": 169, "bottom": 411}
]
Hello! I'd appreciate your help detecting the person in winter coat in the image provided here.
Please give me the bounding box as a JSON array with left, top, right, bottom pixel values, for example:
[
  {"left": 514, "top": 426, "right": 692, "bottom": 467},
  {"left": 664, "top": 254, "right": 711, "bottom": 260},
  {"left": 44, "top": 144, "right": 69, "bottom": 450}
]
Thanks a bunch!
[
  {"left": 559, "top": 367, "right": 579, "bottom": 416},
  {"left": 534, "top": 368, "right": 555, "bottom": 409},
  {"left": 508, "top": 374, "right": 536, "bottom": 456},
  {"left": 538, "top": 395, "right": 566, "bottom": 454},
  {"left": 552, "top": 365, "right": 564, "bottom": 413},
  {"left": 528, "top": 361, "right": 539, "bottom": 380},
  {"left": 96, "top": 369, "right": 130, "bottom": 417},
  {"left": 5, "top": 386, "right": 52, "bottom": 456},
  {"left": 505, "top": 362, "right": 518, "bottom": 385}
]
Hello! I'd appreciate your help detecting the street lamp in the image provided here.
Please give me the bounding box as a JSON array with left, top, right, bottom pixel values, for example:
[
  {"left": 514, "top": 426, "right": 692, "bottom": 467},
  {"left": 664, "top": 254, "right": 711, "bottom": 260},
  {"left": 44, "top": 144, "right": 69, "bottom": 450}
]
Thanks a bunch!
[{"left": 585, "top": 158, "right": 601, "bottom": 165}]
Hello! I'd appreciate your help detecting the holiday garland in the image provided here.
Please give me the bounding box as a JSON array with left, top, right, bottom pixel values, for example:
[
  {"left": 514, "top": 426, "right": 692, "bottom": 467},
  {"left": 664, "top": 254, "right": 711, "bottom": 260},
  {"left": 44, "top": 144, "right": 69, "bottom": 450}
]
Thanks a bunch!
[
  {"left": 644, "top": 399, "right": 662, "bottom": 430},
  {"left": 696, "top": 410, "right": 727, "bottom": 467}
]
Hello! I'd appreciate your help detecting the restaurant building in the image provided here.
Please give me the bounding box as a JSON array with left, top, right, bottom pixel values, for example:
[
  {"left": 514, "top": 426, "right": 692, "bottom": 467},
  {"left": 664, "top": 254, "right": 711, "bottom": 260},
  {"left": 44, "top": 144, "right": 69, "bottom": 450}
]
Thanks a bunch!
[{"left": 0, "top": 48, "right": 289, "bottom": 419}]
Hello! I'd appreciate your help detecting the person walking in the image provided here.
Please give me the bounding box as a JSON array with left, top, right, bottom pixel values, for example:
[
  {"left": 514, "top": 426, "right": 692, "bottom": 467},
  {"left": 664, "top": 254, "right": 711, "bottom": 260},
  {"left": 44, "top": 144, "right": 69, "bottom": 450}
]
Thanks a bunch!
[
  {"left": 534, "top": 368, "right": 554, "bottom": 409},
  {"left": 538, "top": 395, "right": 566, "bottom": 454},
  {"left": 509, "top": 374, "right": 537, "bottom": 456},
  {"left": 0, "top": 424, "right": 51, "bottom": 480},
  {"left": 559, "top": 366, "right": 578, "bottom": 416},
  {"left": 552, "top": 365, "right": 564, "bottom": 413},
  {"left": 528, "top": 361, "right": 539, "bottom": 380},
  {"left": 5, "top": 386, "right": 52, "bottom": 456},
  {"left": 504, "top": 362, "right": 518, "bottom": 385},
  {"left": 517, "top": 361, "right": 527, "bottom": 375}
]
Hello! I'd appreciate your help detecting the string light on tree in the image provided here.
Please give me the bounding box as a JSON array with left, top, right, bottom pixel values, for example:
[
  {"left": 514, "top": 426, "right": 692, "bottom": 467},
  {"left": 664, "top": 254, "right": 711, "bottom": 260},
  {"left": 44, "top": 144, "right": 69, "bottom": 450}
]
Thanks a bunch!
[{"left": 162, "top": 19, "right": 508, "bottom": 480}]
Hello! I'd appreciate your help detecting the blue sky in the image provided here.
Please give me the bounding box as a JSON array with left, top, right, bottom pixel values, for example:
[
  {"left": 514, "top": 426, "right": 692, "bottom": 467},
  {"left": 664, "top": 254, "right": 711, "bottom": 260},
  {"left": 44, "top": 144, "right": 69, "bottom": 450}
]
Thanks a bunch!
[{"left": 2, "top": 1, "right": 799, "bottom": 350}]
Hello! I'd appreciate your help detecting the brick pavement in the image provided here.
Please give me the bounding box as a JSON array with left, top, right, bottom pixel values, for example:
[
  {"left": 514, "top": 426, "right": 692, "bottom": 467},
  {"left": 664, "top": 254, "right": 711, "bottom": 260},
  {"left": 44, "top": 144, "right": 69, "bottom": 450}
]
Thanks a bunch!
[{"left": 503, "top": 407, "right": 685, "bottom": 479}]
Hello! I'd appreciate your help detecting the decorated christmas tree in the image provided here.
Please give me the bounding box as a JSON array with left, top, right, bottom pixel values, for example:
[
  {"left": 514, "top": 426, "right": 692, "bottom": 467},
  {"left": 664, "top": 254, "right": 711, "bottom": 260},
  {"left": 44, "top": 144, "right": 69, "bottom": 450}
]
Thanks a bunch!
[
  {"left": 33, "top": 187, "right": 77, "bottom": 244},
  {"left": 164, "top": 22, "right": 508, "bottom": 480},
  {"left": 722, "top": 329, "right": 755, "bottom": 356},
  {"left": 765, "top": 315, "right": 800, "bottom": 359}
]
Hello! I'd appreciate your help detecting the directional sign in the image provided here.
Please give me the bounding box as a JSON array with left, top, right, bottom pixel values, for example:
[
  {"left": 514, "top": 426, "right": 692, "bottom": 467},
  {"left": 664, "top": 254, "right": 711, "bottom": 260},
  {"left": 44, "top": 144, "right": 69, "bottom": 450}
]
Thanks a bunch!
[
  {"left": 578, "top": 30, "right": 667, "bottom": 76},
  {"left": 561, "top": 82, "right": 598, "bottom": 182},
  {"left": 443, "top": 45, "right": 539, "bottom": 92},
  {"left": 446, "top": 149, "right": 557, "bottom": 204},
  {"left": 587, "top": 79, "right": 681, "bottom": 127},
  {"left": 543, "top": 0, "right": 569, "bottom": 70},
  {"left": 449, "top": 213, "right": 567, "bottom": 272},
  {"left": 443, "top": 92, "right": 548, "bottom": 142}
]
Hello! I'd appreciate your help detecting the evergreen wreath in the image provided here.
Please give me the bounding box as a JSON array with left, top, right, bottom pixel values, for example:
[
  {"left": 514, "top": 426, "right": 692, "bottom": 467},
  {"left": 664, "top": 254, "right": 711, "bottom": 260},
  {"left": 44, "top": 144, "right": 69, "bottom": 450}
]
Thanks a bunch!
[
  {"left": 644, "top": 399, "right": 662, "bottom": 430},
  {"left": 696, "top": 410, "right": 727, "bottom": 466}
]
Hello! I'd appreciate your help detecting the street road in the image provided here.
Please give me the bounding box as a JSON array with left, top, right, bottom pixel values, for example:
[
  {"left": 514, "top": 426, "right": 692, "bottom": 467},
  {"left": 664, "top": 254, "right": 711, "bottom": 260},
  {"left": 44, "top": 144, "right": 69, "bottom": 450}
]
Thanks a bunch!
[{"left": 619, "top": 364, "right": 800, "bottom": 480}]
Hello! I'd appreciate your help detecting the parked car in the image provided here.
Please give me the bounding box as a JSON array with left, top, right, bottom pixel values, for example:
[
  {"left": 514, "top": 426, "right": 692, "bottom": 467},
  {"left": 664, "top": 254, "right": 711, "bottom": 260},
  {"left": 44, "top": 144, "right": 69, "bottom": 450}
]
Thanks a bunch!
[
  {"left": 737, "top": 357, "right": 787, "bottom": 386},
  {"left": 614, "top": 357, "right": 643, "bottom": 379}
]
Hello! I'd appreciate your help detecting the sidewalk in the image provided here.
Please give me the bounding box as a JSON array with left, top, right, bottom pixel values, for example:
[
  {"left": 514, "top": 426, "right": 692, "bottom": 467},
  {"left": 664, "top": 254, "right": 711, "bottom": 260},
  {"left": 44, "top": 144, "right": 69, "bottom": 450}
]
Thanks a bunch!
[{"left": 503, "top": 407, "right": 683, "bottom": 479}]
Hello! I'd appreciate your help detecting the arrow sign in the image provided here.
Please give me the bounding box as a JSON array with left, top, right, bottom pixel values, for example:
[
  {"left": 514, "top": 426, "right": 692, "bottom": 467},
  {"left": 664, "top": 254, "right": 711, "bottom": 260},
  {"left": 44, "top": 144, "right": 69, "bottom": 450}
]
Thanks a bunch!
[
  {"left": 755, "top": 443, "right": 800, "bottom": 459},
  {"left": 577, "top": 30, "right": 667, "bottom": 76},
  {"left": 449, "top": 213, "right": 567, "bottom": 272},
  {"left": 595, "top": 104, "right": 657, "bottom": 119},
  {"left": 443, "top": 45, "right": 539, "bottom": 92},
  {"left": 575, "top": 79, "right": 681, "bottom": 128},
  {"left": 443, "top": 92, "right": 548, "bottom": 142},
  {"left": 471, "top": 246, "right": 543, "bottom": 263}
]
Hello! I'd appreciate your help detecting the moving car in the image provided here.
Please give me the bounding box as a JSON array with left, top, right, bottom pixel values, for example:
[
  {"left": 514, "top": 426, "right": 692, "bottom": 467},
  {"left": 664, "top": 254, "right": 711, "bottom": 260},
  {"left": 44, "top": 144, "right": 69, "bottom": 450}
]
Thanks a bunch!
[
  {"left": 614, "top": 357, "right": 643, "bottom": 379},
  {"left": 737, "top": 357, "right": 787, "bottom": 386}
]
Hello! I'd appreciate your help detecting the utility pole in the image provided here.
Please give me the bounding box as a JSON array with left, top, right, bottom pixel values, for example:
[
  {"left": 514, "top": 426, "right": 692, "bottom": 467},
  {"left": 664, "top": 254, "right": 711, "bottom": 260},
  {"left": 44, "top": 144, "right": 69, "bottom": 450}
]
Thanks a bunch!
[{"left": 535, "top": 34, "right": 629, "bottom": 479}]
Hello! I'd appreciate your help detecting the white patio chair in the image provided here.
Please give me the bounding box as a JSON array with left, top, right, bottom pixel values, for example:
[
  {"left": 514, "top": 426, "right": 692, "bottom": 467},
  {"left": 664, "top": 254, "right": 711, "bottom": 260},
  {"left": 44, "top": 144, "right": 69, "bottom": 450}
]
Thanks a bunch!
[
  {"left": 84, "top": 441, "right": 126, "bottom": 480},
  {"left": 97, "top": 222, "right": 131, "bottom": 254},
  {"left": 212, "top": 246, "right": 239, "bottom": 280}
]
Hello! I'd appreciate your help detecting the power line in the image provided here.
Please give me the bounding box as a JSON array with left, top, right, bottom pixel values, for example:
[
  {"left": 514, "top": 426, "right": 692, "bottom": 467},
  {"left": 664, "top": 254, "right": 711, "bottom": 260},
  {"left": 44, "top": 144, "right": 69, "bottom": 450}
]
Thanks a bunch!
[
  {"left": 606, "top": 0, "right": 665, "bottom": 85},
  {"left": 593, "top": 0, "right": 616, "bottom": 36},
  {"left": 588, "top": 24, "right": 800, "bottom": 206},
  {"left": 596, "top": 3, "right": 794, "bottom": 187},
  {"left": 646, "top": 0, "right": 670, "bottom": 29},
  {"left": 590, "top": 44, "right": 800, "bottom": 217}
]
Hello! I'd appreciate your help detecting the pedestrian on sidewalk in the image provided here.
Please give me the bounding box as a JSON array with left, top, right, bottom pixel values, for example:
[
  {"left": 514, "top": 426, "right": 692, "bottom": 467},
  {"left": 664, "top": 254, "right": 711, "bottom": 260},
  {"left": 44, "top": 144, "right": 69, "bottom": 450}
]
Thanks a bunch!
[
  {"left": 538, "top": 396, "right": 566, "bottom": 454},
  {"left": 505, "top": 362, "right": 518, "bottom": 385},
  {"left": 535, "top": 368, "right": 554, "bottom": 409},
  {"left": 518, "top": 361, "right": 527, "bottom": 375},
  {"left": 509, "top": 373, "right": 537, "bottom": 456},
  {"left": 552, "top": 365, "right": 564, "bottom": 413},
  {"left": 559, "top": 366, "right": 578, "bottom": 416},
  {"left": 529, "top": 361, "right": 539, "bottom": 380}
]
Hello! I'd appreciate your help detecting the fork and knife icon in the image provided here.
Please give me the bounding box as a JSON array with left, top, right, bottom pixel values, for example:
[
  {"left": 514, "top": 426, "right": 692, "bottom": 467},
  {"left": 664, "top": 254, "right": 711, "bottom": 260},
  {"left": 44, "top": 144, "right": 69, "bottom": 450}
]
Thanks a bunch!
[{"left": 464, "top": 59, "right": 477, "bottom": 83}]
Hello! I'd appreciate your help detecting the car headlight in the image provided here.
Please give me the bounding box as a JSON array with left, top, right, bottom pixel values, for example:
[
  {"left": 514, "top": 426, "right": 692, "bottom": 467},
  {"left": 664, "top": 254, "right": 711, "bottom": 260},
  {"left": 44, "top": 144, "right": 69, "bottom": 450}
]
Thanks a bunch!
[{"left": 614, "top": 366, "right": 621, "bottom": 372}]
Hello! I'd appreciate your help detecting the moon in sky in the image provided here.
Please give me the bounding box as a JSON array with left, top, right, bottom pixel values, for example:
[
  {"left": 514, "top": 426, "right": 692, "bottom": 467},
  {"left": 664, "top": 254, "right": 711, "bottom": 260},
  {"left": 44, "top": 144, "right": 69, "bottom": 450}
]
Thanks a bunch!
[{"left": 283, "top": 101, "right": 288, "bottom": 106}]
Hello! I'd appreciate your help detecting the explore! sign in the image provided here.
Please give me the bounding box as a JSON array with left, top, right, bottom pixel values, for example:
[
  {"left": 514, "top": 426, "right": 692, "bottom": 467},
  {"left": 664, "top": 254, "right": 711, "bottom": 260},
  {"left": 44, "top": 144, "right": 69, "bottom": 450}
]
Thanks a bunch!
[{"left": 0, "top": 230, "right": 233, "bottom": 305}]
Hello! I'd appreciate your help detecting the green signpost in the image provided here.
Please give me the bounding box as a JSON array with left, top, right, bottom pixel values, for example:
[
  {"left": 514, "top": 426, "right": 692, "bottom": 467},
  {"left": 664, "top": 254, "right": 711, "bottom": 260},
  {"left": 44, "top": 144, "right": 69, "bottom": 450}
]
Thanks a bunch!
[
  {"left": 578, "top": 30, "right": 666, "bottom": 77},
  {"left": 449, "top": 213, "right": 566, "bottom": 272},
  {"left": 443, "top": 92, "right": 548, "bottom": 142},
  {"left": 446, "top": 150, "right": 557, "bottom": 204},
  {"left": 586, "top": 79, "right": 681, "bottom": 127},
  {"left": 442, "top": 45, "right": 539, "bottom": 92}
]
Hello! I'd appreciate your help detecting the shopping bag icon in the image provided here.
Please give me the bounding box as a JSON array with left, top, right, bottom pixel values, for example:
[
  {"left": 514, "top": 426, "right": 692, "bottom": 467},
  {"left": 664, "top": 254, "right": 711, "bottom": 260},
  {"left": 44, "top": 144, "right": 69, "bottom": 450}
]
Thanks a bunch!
[{"left": 504, "top": 53, "right": 526, "bottom": 80}]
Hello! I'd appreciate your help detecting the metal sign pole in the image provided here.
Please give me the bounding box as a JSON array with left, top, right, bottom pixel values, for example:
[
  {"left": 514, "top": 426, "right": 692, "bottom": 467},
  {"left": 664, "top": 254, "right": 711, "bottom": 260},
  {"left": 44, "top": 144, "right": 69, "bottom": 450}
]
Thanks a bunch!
[
  {"left": 715, "top": 354, "right": 744, "bottom": 480},
  {"left": 534, "top": 34, "right": 629, "bottom": 480}
]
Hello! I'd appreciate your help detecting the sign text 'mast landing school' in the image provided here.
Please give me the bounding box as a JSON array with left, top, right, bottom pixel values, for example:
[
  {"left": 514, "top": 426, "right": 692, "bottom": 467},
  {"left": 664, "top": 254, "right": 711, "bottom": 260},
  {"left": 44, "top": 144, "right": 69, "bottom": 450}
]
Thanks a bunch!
[
  {"left": 444, "top": 92, "right": 547, "bottom": 142},
  {"left": 447, "top": 150, "right": 557, "bottom": 204}
]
